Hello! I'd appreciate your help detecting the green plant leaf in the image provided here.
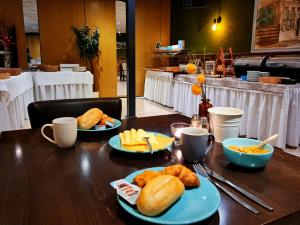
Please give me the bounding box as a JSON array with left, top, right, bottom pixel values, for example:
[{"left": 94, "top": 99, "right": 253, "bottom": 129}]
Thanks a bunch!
[{"left": 71, "top": 26, "right": 100, "bottom": 59}]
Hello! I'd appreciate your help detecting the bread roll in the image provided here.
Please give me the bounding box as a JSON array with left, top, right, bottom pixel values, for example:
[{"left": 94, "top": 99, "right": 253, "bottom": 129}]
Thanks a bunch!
[
  {"left": 78, "top": 108, "right": 103, "bottom": 129},
  {"left": 136, "top": 175, "right": 184, "bottom": 216}
]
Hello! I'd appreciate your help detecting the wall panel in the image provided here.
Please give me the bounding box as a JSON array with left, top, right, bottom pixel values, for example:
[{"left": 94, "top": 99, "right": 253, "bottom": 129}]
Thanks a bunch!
[
  {"left": 136, "top": 0, "right": 170, "bottom": 96},
  {"left": 37, "top": 0, "right": 85, "bottom": 65},
  {"left": 37, "top": 0, "right": 117, "bottom": 97},
  {"left": 85, "top": 0, "right": 117, "bottom": 97},
  {"left": 171, "top": 0, "right": 255, "bottom": 53}
]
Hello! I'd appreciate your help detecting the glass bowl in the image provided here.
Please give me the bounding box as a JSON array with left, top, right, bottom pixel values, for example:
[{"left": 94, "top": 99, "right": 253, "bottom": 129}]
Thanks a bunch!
[{"left": 170, "top": 122, "right": 191, "bottom": 140}]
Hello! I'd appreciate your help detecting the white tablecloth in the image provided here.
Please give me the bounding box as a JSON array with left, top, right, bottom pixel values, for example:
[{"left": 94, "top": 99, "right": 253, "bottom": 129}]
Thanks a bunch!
[
  {"left": 144, "top": 70, "right": 174, "bottom": 107},
  {"left": 173, "top": 79, "right": 300, "bottom": 149},
  {"left": 0, "top": 71, "right": 94, "bottom": 132},
  {"left": 0, "top": 72, "right": 34, "bottom": 132},
  {"left": 33, "top": 71, "right": 93, "bottom": 101}
]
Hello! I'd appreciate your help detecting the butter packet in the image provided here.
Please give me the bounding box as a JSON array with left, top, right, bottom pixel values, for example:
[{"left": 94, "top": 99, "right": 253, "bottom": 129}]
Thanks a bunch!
[
  {"left": 95, "top": 125, "right": 106, "bottom": 130},
  {"left": 106, "top": 120, "right": 115, "bottom": 128},
  {"left": 110, "top": 179, "right": 141, "bottom": 205}
]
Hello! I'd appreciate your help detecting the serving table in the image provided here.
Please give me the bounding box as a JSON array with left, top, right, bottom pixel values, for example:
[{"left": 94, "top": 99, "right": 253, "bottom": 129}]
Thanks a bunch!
[
  {"left": 144, "top": 70, "right": 174, "bottom": 107},
  {"left": 173, "top": 75, "right": 300, "bottom": 149},
  {"left": 0, "top": 72, "right": 34, "bottom": 132},
  {"left": 33, "top": 71, "right": 93, "bottom": 101},
  {"left": 0, "top": 71, "right": 94, "bottom": 132},
  {"left": 1, "top": 114, "right": 300, "bottom": 225}
]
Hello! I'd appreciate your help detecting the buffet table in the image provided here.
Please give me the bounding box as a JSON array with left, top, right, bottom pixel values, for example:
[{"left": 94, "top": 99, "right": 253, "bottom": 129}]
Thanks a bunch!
[
  {"left": 144, "top": 70, "right": 174, "bottom": 107},
  {"left": 0, "top": 72, "right": 34, "bottom": 132},
  {"left": 0, "top": 71, "right": 94, "bottom": 132},
  {"left": 33, "top": 71, "right": 93, "bottom": 101},
  {"left": 173, "top": 75, "right": 300, "bottom": 149}
]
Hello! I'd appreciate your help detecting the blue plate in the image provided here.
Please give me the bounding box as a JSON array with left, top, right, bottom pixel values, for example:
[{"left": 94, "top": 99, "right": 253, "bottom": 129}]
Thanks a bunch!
[
  {"left": 109, "top": 132, "right": 173, "bottom": 153},
  {"left": 77, "top": 118, "right": 121, "bottom": 132},
  {"left": 118, "top": 167, "right": 221, "bottom": 224}
]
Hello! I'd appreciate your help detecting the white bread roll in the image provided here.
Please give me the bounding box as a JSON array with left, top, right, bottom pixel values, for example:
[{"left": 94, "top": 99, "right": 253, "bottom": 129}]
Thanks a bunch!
[
  {"left": 136, "top": 175, "right": 184, "bottom": 216},
  {"left": 78, "top": 108, "right": 103, "bottom": 129}
]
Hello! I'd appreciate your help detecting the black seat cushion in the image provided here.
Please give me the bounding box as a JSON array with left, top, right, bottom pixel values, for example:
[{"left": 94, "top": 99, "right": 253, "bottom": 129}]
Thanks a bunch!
[{"left": 28, "top": 98, "right": 122, "bottom": 128}]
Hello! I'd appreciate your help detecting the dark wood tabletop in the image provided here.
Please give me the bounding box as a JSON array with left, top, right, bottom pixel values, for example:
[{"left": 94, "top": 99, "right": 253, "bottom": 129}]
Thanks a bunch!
[{"left": 0, "top": 114, "right": 300, "bottom": 225}]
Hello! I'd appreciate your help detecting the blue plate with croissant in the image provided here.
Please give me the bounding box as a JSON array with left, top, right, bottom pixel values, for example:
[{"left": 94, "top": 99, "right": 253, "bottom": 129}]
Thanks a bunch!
[{"left": 118, "top": 167, "right": 221, "bottom": 224}]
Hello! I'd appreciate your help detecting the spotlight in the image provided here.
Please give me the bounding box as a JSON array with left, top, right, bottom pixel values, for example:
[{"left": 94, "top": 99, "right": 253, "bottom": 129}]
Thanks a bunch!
[{"left": 212, "top": 18, "right": 217, "bottom": 31}]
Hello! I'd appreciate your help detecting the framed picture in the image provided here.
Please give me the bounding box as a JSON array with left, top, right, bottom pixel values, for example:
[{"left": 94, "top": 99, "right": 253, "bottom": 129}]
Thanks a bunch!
[
  {"left": 251, "top": 0, "right": 300, "bottom": 52},
  {"left": 205, "top": 61, "right": 216, "bottom": 75}
]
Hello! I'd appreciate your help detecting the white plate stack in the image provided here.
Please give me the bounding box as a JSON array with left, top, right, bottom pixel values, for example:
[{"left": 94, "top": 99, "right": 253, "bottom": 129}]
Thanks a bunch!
[
  {"left": 247, "top": 71, "right": 260, "bottom": 82},
  {"left": 260, "top": 72, "right": 270, "bottom": 77}
]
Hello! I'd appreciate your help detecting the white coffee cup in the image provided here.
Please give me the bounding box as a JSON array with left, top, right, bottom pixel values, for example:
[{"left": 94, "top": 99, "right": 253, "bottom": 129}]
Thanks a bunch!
[
  {"left": 208, "top": 107, "right": 244, "bottom": 142},
  {"left": 41, "top": 117, "right": 77, "bottom": 148}
]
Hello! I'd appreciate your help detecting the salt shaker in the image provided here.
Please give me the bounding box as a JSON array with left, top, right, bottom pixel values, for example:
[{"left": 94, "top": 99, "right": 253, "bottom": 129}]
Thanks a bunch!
[
  {"left": 191, "top": 114, "right": 201, "bottom": 128},
  {"left": 200, "top": 117, "right": 209, "bottom": 132}
]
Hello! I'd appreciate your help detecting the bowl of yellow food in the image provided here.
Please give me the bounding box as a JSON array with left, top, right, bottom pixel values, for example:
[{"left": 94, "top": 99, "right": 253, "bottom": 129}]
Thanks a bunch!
[{"left": 222, "top": 138, "right": 274, "bottom": 168}]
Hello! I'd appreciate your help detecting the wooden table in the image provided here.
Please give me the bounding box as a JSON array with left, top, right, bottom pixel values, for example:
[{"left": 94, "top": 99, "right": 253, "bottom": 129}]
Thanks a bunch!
[{"left": 0, "top": 114, "right": 300, "bottom": 225}]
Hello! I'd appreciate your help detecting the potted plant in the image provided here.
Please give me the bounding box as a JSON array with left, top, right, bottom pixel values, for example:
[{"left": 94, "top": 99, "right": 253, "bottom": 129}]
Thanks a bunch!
[
  {"left": 71, "top": 26, "right": 100, "bottom": 90},
  {"left": 255, "top": 3, "right": 280, "bottom": 46},
  {"left": 191, "top": 72, "right": 212, "bottom": 117}
]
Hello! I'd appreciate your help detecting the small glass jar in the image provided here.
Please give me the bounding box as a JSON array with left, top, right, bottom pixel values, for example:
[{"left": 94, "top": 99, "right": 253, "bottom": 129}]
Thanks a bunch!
[
  {"left": 200, "top": 117, "right": 209, "bottom": 132},
  {"left": 191, "top": 114, "right": 201, "bottom": 128}
]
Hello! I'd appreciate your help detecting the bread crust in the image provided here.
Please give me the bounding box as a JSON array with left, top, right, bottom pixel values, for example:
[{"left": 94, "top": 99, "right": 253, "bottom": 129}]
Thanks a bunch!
[
  {"left": 160, "top": 165, "right": 200, "bottom": 187},
  {"left": 78, "top": 108, "right": 103, "bottom": 129},
  {"left": 136, "top": 175, "right": 184, "bottom": 216}
]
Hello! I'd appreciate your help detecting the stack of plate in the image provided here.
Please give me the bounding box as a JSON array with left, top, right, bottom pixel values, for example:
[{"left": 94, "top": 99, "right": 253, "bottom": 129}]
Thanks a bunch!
[
  {"left": 247, "top": 71, "right": 260, "bottom": 82},
  {"left": 72, "top": 66, "right": 87, "bottom": 72},
  {"left": 260, "top": 72, "right": 270, "bottom": 76}
]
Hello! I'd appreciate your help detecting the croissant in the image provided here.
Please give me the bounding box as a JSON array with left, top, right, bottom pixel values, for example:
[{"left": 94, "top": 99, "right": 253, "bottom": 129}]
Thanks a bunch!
[
  {"left": 133, "top": 165, "right": 200, "bottom": 188},
  {"left": 133, "top": 170, "right": 161, "bottom": 188},
  {"left": 160, "top": 165, "right": 200, "bottom": 188}
]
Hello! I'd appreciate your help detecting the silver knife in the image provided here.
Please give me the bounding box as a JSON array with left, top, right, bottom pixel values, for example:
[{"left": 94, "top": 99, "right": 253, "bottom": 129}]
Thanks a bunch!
[{"left": 204, "top": 165, "right": 273, "bottom": 211}]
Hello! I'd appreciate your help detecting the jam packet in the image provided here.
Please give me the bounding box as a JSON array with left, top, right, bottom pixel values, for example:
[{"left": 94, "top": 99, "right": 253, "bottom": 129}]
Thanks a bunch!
[{"left": 110, "top": 179, "right": 141, "bottom": 205}]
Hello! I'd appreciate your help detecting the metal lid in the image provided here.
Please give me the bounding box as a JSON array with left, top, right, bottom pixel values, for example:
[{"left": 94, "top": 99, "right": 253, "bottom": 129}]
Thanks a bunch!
[
  {"left": 234, "top": 56, "right": 266, "bottom": 66},
  {"left": 266, "top": 55, "right": 300, "bottom": 68}
]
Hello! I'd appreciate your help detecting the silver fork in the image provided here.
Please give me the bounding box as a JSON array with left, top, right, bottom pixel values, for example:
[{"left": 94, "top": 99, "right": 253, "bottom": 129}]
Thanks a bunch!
[
  {"left": 143, "top": 137, "right": 153, "bottom": 154},
  {"left": 193, "top": 163, "right": 260, "bottom": 214}
]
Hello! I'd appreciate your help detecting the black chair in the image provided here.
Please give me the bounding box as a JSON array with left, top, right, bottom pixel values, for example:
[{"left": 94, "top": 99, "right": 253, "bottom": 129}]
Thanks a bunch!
[{"left": 28, "top": 98, "right": 122, "bottom": 128}]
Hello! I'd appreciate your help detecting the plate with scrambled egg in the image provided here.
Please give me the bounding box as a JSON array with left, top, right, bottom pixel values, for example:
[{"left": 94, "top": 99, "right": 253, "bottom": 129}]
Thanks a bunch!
[{"left": 108, "top": 129, "right": 174, "bottom": 153}]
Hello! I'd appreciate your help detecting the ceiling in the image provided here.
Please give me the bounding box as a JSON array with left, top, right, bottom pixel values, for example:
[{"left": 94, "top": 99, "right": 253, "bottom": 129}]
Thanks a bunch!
[
  {"left": 22, "top": 0, "right": 126, "bottom": 34},
  {"left": 22, "top": 0, "right": 39, "bottom": 33},
  {"left": 116, "top": 1, "right": 126, "bottom": 33}
]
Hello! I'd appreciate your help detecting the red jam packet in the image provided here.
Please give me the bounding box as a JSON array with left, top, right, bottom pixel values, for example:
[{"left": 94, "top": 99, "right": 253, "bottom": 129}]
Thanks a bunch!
[{"left": 110, "top": 179, "right": 141, "bottom": 205}]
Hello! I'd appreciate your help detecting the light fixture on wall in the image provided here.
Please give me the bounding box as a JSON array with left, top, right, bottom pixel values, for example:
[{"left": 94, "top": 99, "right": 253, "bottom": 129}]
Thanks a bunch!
[
  {"left": 212, "top": 19, "right": 217, "bottom": 31},
  {"left": 212, "top": 0, "right": 222, "bottom": 31}
]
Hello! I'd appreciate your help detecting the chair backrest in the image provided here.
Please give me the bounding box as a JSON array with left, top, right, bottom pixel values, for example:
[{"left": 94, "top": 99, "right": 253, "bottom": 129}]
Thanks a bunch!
[
  {"left": 28, "top": 98, "right": 122, "bottom": 128},
  {"left": 122, "top": 63, "right": 127, "bottom": 71}
]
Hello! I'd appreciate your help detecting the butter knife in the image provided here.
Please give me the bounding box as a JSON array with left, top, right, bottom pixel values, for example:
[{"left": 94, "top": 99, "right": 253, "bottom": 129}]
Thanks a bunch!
[
  {"left": 204, "top": 165, "right": 273, "bottom": 211},
  {"left": 193, "top": 164, "right": 259, "bottom": 214}
]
